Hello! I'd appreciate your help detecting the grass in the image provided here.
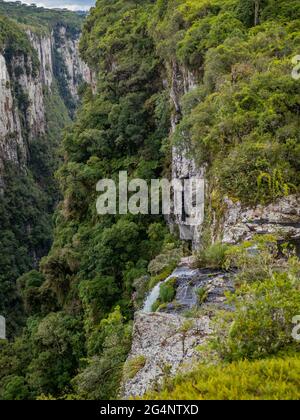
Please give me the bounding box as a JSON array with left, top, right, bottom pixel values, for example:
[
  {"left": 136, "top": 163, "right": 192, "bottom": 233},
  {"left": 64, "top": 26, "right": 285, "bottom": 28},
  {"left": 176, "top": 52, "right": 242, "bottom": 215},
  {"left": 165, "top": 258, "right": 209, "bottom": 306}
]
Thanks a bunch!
[{"left": 142, "top": 355, "right": 300, "bottom": 400}]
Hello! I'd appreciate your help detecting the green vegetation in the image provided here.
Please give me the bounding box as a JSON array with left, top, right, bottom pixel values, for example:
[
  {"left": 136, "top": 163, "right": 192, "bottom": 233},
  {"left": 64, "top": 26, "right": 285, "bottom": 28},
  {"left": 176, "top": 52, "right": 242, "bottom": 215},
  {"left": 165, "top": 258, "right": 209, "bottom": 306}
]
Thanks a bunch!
[
  {"left": 123, "top": 355, "right": 147, "bottom": 381},
  {"left": 0, "top": 0, "right": 299, "bottom": 401},
  {"left": 196, "top": 287, "right": 209, "bottom": 305},
  {"left": 0, "top": 2, "right": 84, "bottom": 34},
  {"left": 152, "top": 0, "right": 300, "bottom": 206},
  {"left": 152, "top": 277, "right": 177, "bottom": 312},
  {"left": 212, "top": 236, "right": 300, "bottom": 361},
  {"left": 197, "top": 242, "right": 229, "bottom": 268},
  {"left": 143, "top": 355, "right": 300, "bottom": 400}
]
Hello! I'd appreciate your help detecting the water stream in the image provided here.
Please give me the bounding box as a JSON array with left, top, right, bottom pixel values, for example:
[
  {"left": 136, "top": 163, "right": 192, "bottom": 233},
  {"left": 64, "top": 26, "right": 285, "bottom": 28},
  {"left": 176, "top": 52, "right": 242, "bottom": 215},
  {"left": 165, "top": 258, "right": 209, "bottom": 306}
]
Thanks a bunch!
[
  {"left": 142, "top": 266, "right": 200, "bottom": 313},
  {"left": 142, "top": 265, "right": 234, "bottom": 313}
]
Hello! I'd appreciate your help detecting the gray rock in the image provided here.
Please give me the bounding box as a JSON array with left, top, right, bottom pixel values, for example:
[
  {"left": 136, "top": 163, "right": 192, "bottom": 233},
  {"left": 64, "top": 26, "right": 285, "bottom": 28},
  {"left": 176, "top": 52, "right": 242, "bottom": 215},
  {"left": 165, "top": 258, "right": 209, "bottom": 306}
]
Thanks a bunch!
[
  {"left": 122, "top": 312, "right": 211, "bottom": 398},
  {"left": 222, "top": 195, "right": 300, "bottom": 244}
]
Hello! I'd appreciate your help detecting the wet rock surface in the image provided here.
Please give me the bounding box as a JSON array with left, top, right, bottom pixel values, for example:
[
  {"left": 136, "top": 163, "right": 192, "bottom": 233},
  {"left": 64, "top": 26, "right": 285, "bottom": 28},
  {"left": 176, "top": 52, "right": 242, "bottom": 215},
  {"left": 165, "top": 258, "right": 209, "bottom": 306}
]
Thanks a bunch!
[
  {"left": 123, "top": 264, "right": 234, "bottom": 398},
  {"left": 170, "top": 267, "right": 234, "bottom": 313}
]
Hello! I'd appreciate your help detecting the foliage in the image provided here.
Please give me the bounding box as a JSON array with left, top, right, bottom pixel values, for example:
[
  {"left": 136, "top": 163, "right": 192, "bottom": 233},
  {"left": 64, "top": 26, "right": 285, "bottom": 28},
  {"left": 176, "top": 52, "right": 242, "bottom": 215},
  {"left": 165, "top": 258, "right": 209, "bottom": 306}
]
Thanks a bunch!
[
  {"left": 123, "top": 355, "right": 147, "bottom": 381},
  {"left": 143, "top": 355, "right": 300, "bottom": 400},
  {"left": 196, "top": 287, "right": 209, "bottom": 305},
  {"left": 151, "top": 0, "right": 300, "bottom": 205},
  {"left": 159, "top": 278, "right": 177, "bottom": 304},
  {"left": 1, "top": 0, "right": 299, "bottom": 401},
  {"left": 0, "top": 2, "right": 84, "bottom": 34},
  {"left": 212, "top": 269, "right": 300, "bottom": 361},
  {"left": 197, "top": 242, "right": 229, "bottom": 268},
  {"left": 73, "top": 307, "right": 132, "bottom": 400}
]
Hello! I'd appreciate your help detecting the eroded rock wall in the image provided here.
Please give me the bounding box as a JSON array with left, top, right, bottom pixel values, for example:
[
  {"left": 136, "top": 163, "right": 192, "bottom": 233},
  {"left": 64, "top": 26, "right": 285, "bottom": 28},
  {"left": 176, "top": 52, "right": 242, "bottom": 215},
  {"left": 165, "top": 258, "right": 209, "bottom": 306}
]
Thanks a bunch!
[{"left": 0, "top": 25, "right": 91, "bottom": 186}]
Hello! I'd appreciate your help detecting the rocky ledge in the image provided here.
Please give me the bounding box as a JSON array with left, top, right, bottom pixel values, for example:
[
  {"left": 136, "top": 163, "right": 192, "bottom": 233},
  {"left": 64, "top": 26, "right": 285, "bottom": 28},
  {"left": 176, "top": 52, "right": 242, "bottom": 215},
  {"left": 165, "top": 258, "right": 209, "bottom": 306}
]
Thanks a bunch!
[
  {"left": 222, "top": 195, "right": 300, "bottom": 244},
  {"left": 122, "top": 264, "right": 234, "bottom": 398},
  {"left": 122, "top": 312, "right": 211, "bottom": 399}
]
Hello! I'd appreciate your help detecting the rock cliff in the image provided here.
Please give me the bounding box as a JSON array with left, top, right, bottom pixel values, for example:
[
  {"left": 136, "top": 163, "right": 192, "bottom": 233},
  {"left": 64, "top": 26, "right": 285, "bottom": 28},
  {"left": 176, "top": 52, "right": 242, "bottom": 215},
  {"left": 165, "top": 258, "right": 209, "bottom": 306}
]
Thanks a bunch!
[{"left": 0, "top": 23, "right": 91, "bottom": 187}]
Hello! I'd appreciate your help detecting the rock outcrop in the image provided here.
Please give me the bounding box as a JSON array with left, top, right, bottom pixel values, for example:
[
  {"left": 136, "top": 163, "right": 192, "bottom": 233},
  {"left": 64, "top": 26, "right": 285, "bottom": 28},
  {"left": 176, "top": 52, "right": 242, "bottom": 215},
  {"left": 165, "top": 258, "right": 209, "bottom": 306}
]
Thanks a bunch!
[
  {"left": 122, "top": 312, "right": 211, "bottom": 398},
  {"left": 222, "top": 195, "right": 300, "bottom": 244},
  {"left": 0, "top": 24, "right": 91, "bottom": 187},
  {"left": 169, "top": 62, "right": 205, "bottom": 248},
  {"left": 0, "top": 53, "right": 25, "bottom": 178},
  {"left": 123, "top": 264, "right": 234, "bottom": 398}
]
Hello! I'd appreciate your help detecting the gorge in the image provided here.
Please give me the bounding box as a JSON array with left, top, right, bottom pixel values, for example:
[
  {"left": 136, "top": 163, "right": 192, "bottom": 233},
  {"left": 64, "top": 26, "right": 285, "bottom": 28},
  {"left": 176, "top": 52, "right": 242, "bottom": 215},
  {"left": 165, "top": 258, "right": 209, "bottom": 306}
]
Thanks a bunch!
[
  {"left": 0, "top": 2, "right": 90, "bottom": 335},
  {"left": 0, "top": 0, "right": 299, "bottom": 401}
]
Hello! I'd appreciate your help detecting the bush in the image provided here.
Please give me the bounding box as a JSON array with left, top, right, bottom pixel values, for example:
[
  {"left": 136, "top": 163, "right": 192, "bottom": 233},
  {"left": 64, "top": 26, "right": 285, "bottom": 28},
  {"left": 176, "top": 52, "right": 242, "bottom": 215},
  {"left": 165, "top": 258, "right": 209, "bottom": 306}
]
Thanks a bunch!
[
  {"left": 212, "top": 265, "right": 300, "bottom": 361},
  {"left": 123, "top": 355, "right": 147, "bottom": 381},
  {"left": 197, "top": 242, "right": 229, "bottom": 268},
  {"left": 224, "top": 234, "right": 279, "bottom": 285},
  {"left": 142, "top": 355, "right": 300, "bottom": 400},
  {"left": 196, "top": 287, "right": 209, "bottom": 305}
]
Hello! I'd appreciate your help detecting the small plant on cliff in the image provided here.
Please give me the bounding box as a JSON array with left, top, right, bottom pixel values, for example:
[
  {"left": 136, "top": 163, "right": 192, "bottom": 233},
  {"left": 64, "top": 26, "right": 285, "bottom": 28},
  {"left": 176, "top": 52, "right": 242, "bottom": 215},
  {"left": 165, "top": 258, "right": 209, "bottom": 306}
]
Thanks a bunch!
[
  {"left": 123, "top": 355, "right": 147, "bottom": 381},
  {"left": 256, "top": 169, "right": 297, "bottom": 204},
  {"left": 160, "top": 278, "right": 176, "bottom": 303},
  {"left": 196, "top": 287, "right": 209, "bottom": 305},
  {"left": 224, "top": 234, "right": 279, "bottom": 285},
  {"left": 197, "top": 242, "right": 229, "bottom": 269}
]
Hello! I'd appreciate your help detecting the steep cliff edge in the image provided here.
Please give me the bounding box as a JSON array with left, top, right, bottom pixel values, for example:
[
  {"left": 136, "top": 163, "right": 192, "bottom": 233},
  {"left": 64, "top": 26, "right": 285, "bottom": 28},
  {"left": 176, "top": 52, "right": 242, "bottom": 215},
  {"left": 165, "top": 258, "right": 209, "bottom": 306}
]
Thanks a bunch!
[
  {"left": 0, "top": 15, "right": 91, "bottom": 182},
  {"left": 0, "top": 0, "right": 298, "bottom": 401},
  {"left": 0, "top": 5, "right": 91, "bottom": 334}
]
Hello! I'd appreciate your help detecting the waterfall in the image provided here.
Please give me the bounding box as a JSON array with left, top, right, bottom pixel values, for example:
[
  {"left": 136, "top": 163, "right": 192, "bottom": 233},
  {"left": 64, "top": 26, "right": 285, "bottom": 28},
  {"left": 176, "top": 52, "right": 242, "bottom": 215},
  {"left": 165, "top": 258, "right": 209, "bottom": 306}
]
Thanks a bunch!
[
  {"left": 142, "top": 281, "right": 163, "bottom": 313},
  {"left": 142, "top": 266, "right": 200, "bottom": 313}
]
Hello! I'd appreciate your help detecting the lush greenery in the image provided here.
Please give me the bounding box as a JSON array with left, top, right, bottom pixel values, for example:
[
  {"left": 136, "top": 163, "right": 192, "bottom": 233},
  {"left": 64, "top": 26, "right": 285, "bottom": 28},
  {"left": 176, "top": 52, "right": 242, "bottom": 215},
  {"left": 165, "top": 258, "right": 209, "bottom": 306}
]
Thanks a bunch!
[
  {"left": 0, "top": 5, "right": 72, "bottom": 336},
  {"left": 0, "top": 0, "right": 299, "bottom": 400},
  {"left": 147, "top": 235, "right": 300, "bottom": 400},
  {"left": 0, "top": 1, "right": 84, "bottom": 34},
  {"left": 143, "top": 355, "right": 300, "bottom": 400},
  {"left": 149, "top": 0, "right": 300, "bottom": 205}
]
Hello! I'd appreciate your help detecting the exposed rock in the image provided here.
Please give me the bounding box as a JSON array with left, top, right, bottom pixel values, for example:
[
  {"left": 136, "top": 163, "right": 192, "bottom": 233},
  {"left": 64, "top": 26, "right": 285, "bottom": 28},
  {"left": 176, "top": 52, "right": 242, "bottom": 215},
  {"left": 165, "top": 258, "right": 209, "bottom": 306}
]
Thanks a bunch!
[
  {"left": 0, "top": 53, "right": 25, "bottom": 183},
  {"left": 122, "top": 312, "right": 211, "bottom": 398},
  {"left": 222, "top": 195, "right": 300, "bottom": 244},
  {"left": 11, "top": 54, "right": 46, "bottom": 138},
  {"left": 172, "top": 268, "right": 234, "bottom": 313},
  {"left": 55, "top": 26, "right": 92, "bottom": 100},
  {"left": 0, "top": 26, "right": 92, "bottom": 186},
  {"left": 124, "top": 264, "right": 234, "bottom": 398},
  {"left": 26, "top": 30, "right": 54, "bottom": 89},
  {"left": 168, "top": 62, "right": 205, "bottom": 248}
]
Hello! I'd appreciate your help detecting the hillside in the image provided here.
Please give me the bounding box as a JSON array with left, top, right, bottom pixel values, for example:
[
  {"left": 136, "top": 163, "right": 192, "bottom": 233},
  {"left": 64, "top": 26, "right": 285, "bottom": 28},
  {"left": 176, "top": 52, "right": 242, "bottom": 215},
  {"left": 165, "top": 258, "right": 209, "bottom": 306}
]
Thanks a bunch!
[
  {"left": 0, "top": 0, "right": 299, "bottom": 401},
  {"left": 0, "top": 3, "right": 90, "bottom": 338}
]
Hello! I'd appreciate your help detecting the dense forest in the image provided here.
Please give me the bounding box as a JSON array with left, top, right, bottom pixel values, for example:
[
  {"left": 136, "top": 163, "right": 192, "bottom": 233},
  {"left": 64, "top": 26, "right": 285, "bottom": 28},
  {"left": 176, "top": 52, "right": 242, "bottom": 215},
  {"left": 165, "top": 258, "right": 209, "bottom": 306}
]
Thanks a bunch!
[
  {"left": 0, "top": 5, "right": 85, "bottom": 337},
  {"left": 0, "top": 0, "right": 299, "bottom": 400}
]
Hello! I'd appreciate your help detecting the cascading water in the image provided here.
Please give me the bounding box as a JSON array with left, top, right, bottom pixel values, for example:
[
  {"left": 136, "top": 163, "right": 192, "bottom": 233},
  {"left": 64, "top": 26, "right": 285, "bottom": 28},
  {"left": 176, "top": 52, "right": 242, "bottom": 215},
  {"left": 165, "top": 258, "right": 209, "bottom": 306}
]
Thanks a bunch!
[
  {"left": 142, "top": 264, "right": 234, "bottom": 314},
  {"left": 142, "top": 281, "right": 163, "bottom": 313},
  {"left": 142, "top": 266, "right": 200, "bottom": 313}
]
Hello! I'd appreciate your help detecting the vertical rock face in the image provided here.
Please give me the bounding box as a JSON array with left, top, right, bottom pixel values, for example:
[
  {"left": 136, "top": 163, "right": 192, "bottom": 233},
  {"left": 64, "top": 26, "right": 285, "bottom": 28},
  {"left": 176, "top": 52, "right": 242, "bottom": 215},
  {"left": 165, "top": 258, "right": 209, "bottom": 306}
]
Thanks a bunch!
[
  {"left": 168, "top": 62, "right": 300, "bottom": 249},
  {"left": 169, "top": 62, "right": 205, "bottom": 248},
  {"left": 55, "top": 26, "right": 92, "bottom": 100},
  {"left": 11, "top": 54, "right": 46, "bottom": 138},
  {"left": 0, "top": 53, "right": 25, "bottom": 185},
  {"left": 0, "top": 25, "right": 90, "bottom": 186},
  {"left": 26, "top": 30, "right": 54, "bottom": 89}
]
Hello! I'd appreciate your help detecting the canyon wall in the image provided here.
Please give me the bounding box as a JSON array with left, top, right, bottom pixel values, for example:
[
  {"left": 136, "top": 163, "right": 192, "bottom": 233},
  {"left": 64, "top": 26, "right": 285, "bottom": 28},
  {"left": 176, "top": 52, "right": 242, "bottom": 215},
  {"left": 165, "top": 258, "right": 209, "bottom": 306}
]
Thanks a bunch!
[{"left": 0, "top": 24, "right": 91, "bottom": 188}]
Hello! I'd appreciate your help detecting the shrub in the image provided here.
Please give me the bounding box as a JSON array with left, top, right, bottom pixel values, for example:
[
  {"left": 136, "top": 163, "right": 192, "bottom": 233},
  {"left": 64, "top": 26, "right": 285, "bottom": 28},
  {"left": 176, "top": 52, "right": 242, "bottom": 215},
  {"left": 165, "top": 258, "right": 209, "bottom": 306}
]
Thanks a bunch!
[
  {"left": 196, "top": 287, "right": 209, "bottom": 305},
  {"left": 142, "top": 355, "right": 300, "bottom": 400},
  {"left": 212, "top": 267, "right": 300, "bottom": 361},
  {"left": 197, "top": 242, "right": 229, "bottom": 268},
  {"left": 159, "top": 278, "right": 176, "bottom": 303},
  {"left": 123, "top": 355, "right": 147, "bottom": 381},
  {"left": 225, "top": 235, "right": 277, "bottom": 282}
]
